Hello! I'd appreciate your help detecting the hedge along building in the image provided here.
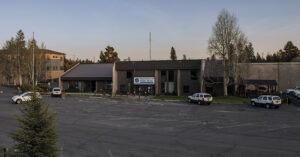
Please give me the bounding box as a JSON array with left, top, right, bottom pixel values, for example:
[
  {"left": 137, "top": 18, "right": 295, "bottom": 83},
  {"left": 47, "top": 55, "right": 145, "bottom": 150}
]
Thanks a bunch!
[
  {"left": 112, "top": 60, "right": 206, "bottom": 96},
  {"left": 60, "top": 63, "right": 113, "bottom": 93}
]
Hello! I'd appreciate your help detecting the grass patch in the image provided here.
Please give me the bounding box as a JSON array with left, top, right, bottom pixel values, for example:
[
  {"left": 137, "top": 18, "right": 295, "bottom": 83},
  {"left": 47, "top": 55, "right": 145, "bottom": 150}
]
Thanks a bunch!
[
  {"left": 103, "top": 95, "right": 126, "bottom": 98},
  {"left": 213, "top": 96, "right": 250, "bottom": 104},
  {"left": 65, "top": 93, "right": 126, "bottom": 98},
  {"left": 152, "top": 96, "right": 250, "bottom": 104},
  {"left": 152, "top": 96, "right": 187, "bottom": 101},
  {"left": 65, "top": 93, "right": 98, "bottom": 97}
]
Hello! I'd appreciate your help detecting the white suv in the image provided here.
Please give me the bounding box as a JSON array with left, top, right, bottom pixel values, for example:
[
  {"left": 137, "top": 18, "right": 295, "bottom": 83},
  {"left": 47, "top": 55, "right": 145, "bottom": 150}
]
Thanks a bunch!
[
  {"left": 51, "top": 87, "right": 62, "bottom": 97},
  {"left": 251, "top": 95, "right": 281, "bottom": 109},
  {"left": 12, "top": 92, "right": 42, "bottom": 104},
  {"left": 188, "top": 93, "right": 213, "bottom": 105}
]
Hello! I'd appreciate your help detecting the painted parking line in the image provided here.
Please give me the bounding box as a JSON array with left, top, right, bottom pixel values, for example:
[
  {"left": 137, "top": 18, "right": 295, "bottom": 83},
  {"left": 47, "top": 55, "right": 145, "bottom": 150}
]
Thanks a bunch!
[
  {"left": 216, "top": 123, "right": 254, "bottom": 129},
  {"left": 264, "top": 125, "right": 299, "bottom": 132}
]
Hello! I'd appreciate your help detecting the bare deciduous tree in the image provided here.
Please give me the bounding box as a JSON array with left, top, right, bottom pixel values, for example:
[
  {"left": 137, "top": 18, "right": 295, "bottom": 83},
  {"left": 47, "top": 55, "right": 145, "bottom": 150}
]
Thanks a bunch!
[{"left": 208, "top": 9, "right": 247, "bottom": 96}]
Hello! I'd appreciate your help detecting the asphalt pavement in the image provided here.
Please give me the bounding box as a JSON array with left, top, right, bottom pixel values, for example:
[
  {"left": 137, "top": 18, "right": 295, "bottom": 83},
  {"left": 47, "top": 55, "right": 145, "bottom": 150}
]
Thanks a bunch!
[{"left": 1, "top": 86, "right": 300, "bottom": 157}]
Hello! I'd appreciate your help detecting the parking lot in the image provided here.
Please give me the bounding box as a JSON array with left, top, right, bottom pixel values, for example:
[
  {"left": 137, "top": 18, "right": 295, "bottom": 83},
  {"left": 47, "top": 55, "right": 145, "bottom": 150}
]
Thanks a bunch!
[{"left": 1, "top": 86, "right": 300, "bottom": 157}]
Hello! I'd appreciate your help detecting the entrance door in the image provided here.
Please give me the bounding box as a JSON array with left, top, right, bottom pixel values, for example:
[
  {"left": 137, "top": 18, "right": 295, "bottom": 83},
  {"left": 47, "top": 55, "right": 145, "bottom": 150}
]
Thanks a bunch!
[{"left": 135, "top": 85, "right": 155, "bottom": 95}]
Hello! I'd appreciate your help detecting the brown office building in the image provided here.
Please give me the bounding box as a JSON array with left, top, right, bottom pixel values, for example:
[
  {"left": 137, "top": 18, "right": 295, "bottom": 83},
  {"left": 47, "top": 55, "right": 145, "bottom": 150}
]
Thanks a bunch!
[{"left": 112, "top": 60, "right": 205, "bottom": 96}]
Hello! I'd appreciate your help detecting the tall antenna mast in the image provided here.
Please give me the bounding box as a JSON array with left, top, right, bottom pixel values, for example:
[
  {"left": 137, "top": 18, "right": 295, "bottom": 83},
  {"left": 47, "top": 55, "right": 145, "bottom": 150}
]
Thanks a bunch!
[{"left": 149, "top": 32, "right": 151, "bottom": 60}]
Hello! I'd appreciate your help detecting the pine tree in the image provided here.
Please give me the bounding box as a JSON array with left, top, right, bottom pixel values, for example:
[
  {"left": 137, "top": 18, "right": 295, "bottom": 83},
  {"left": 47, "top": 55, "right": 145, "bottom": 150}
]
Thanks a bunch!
[
  {"left": 170, "top": 47, "right": 177, "bottom": 60},
  {"left": 99, "top": 46, "right": 120, "bottom": 63},
  {"left": 182, "top": 54, "right": 187, "bottom": 60},
  {"left": 10, "top": 94, "right": 59, "bottom": 157},
  {"left": 256, "top": 52, "right": 262, "bottom": 62}
]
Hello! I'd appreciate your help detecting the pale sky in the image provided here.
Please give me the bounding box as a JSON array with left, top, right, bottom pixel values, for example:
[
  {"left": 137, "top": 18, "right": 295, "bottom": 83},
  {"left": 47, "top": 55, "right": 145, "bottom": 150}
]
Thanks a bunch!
[{"left": 0, "top": 0, "right": 300, "bottom": 61}]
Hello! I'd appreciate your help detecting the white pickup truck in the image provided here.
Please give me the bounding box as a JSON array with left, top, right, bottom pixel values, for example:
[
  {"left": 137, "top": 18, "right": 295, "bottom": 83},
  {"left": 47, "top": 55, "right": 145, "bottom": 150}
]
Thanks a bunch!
[{"left": 286, "top": 86, "right": 300, "bottom": 98}]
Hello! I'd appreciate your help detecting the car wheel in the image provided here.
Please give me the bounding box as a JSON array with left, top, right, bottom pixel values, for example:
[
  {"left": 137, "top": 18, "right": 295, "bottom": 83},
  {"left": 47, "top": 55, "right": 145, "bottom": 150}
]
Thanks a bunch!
[
  {"left": 16, "top": 99, "right": 22, "bottom": 104},
  {"left": 251, "top": 101, "right": 256, "bottom": 106},
  {"left": 265, "top": 104, "right": 271, "bottom": 109},
  {"left": 188, "top": 99, "right": 192, "bottom": 103},
  {"left": 207, "top": 102, "right": 211, "bottom": 105},
  {"left": 198, "top": 101, "right": 201, "bottom": 105}
]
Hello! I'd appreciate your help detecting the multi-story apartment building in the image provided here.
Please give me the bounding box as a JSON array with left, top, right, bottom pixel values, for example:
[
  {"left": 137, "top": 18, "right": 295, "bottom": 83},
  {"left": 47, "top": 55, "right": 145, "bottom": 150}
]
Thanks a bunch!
[
  {"left": 0, "top": 49, "right": 65, "bottom": 86},
  {"left": 44, "top": 49, "right": 65, "bottom": 82}
]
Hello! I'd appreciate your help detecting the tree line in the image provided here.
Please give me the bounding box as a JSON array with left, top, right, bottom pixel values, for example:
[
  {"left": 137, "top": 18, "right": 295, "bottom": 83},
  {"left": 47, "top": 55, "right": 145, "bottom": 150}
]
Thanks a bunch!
[{"left": 0, "top": 30, "right": 47, "bottom": 86}]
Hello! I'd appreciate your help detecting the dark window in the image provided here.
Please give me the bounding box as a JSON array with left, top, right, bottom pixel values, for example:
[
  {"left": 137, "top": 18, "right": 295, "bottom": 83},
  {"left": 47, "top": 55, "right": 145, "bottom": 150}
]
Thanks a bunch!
[
  {"left": 161, "top": 71, "right": 167, "bottom": 82},
  {"left": 127, "top": 71, "right": 132, "bottom": 78},
  {"left": 161, "top": 83, "right": 165, "bottom": 93},
  {"left": 183, "top": 86, "right": 189, "bottom": 93},
  {"left": 168, "top": 71, "right": 174, "bottom": 82},
  {"left": 47, "top": 66, "right": 50, "bottom": 70},
  {"left": 191, "top": 70, "right": 198, "bottom": 80},
  {"left": 120, "top": 85, "right": 126, "bottom": 93},
  {"left": 263, "top": 97, "right": 267, "bottom": 100}
]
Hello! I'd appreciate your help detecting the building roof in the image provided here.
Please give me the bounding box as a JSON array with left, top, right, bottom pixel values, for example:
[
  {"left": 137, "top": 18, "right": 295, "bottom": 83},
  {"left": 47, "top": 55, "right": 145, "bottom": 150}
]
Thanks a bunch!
[
  {"left": 0, "top": 49, "right": 65, "bottom": 55},
  {"left": 61, "top": 63, "right": 113, "bottom": 80},
  {"left": 42, "top": 49, "right": 65, "bottom": 55},
  {"left": 243, "top": 79, "right": 277, "bottom": 85},
  {"left": 115, "top": 60, "right": 203, "bottom": 70}
]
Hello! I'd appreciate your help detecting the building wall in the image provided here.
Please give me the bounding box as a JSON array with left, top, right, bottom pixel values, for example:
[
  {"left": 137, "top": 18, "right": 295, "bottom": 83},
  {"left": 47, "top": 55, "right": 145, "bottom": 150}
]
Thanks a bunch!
[
  {"left": 179, "top": 70, "right": 201, "bottom": 95},
  {"left": 45, "top": 53, "right": 65, "bottom": 81},
  {"left": 116, "top": 70, "right": 155, "bottom": 94},
  {"left": 113, "top": 68, "right": 202, "bottom": 96},
  {"left": 239, "top": 62, "right": 300, "bottom": 92}
]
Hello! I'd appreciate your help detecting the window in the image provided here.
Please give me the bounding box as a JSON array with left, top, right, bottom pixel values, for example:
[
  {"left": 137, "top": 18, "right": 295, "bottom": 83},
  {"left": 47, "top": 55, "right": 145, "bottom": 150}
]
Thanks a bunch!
[
  {"left": 168, "top": 71, "right": 174, "bottom": 81},
  {"left": 258, "top": 96, "right": 262, "bottom": 99},
  {"left": 268, "top": 97, "right": 272, "bottom": 101},
  {"left": 161, "top": 83, "right": 165, "bottom": 93},
  {"left": 183, "top": 86, "right": 189, "bottom": 93},
  {"left": 191, "top": 70, "right": 198, "bottom": 80},
  {"left": 204, "top": 95, "right": 211, "bottom": 98},
  {"left": 161, "top": 71, "right": 167, "bottom": 82},
  {"left": 263, "top": 97, "right": 267, "bottom": 100},
  {"left": 120, "top": 85, "right": 126, "bottom": 94},
  {"left": 127, "top": 71, "right": 132, "bottom": 78},
  {"left": 47, "top": 66, "right": 50, "bottom": 70}
]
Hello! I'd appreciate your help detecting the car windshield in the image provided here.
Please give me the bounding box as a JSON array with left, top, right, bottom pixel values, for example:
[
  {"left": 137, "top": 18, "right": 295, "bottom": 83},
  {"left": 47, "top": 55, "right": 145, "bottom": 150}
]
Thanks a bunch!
[
  {"left": 258, "top": 96, "right": 262, "bottom": 99},
  {"left": 273, "top": 96, "right": 281, "bottom": 100},
  {"left": 21, "top": 92, "right": 30, "bottom": 96},
  {"left": 53, "top": 89, "right": 60, "bottom": 91}
]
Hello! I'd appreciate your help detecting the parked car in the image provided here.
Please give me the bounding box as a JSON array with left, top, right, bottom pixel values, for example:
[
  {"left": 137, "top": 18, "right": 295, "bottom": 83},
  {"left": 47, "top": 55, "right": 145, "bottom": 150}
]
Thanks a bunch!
[
  {"left": 51, "top": 87, "right": 62, "bottom": 97},
  {"left": 12, "top": 92, "right": 42, "bottom": 104},
  {"left": 188, "top": 93, "right": 213, "bottom": 105},
  {"left": 250, "top": 95, "right": 281, "bottom": 109},
  {"left": 286, "top": 86, "right": 300, "bottom": 98}
]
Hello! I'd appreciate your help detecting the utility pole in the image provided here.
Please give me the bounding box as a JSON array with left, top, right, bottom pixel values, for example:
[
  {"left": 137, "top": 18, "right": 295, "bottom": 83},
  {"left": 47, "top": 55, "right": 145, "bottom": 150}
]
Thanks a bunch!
[
  {"left": 149, "top": 32, "right": 151, "bottom": 60},
  {"left": 17, "top": 45, "right": 22, "bottom": 86},
  {"left": 32, "top": 32, "right": 35, "bottom": 91}
]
